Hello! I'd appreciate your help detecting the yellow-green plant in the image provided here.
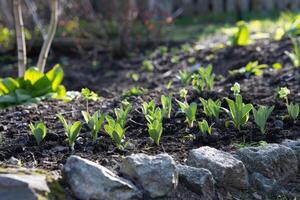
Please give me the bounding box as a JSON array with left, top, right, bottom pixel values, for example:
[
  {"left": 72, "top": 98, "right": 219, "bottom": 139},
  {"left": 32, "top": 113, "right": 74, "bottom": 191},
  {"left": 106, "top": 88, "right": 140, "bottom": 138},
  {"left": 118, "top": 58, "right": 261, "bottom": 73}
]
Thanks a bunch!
[
  {"left": 104, "top": 115, "right": 125, "bottom": 148},
  {"left": 81, "top": 88, "right": 100, "bottom": 112},
  {"left": 285, "top": 38, "right": 300, "bottom": 67},
  {"left": 57, "top": 114, "right": 82, "bottom": 150},
  {"left": 145, "top": 107, "right": 163, "bottom": 145},
  {"left": 178, "top": 70, "right": 192, "bottom": 86},
  {"left": 176, "top": 100, "right": 197, "bottom": 128},
  {"left": 29, "top": 122, "right": 47, "bottom": 145},
  {"left": 161, "top": 95, "right": 172, "bottom": 119},
  {"left": 252, "top": 106, "right": 274, "bottom": 134},
  {"left": 199, "top": 98, "right": 221, "bottom": 121},
  {"left": 225, "top": 95, "right": 253, "bottom": 130},
  {"left": 82, "top": 111, "right": 105, "bottom": 142},
  {"left": 229, "top": 21, "right": 250, "bottom": 46},
  {"left": 198, "top": 120, "right": 212, "bottom": 135},
  {"left": 278, "top": 87, "right": 299, "bottom": 121},
  {"left": 115, "top": 103, "right": 132, "bottom": 128}
]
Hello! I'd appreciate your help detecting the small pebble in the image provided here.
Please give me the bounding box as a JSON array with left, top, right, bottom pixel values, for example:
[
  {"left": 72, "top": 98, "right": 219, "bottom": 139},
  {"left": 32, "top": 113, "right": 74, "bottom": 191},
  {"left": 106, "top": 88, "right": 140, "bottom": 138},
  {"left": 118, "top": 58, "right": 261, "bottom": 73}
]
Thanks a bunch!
[{"left": 7, "top": 156, "right": 21, "bottom": 166}]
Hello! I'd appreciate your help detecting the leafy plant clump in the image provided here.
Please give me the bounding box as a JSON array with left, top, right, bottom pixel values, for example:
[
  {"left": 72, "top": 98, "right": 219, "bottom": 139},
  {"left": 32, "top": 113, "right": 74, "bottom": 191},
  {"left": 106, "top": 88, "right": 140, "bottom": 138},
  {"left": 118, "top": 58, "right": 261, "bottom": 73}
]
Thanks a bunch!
[
  {"left": 198, "top": 119, "right": 212, "bottom": 135},
  {"left": 161, "top": 95, "right": 172, "bottom": 119},
  {"left": 253, "top": 106, "right": 274, "bottom": 134},
  {"left": 29, "top": 122, "right": 47, "bottom": 145},
  {"left": 82, "top": 111, "right": 105, "bottom": 142},
  {"left": 278, "top": 87, "right": 299, "bottom": 121},
  {"left": 226, "top": 94, "right": 253, "bottom": 130},
  {"left": 192, "top": 65, "right": 215, "bottom": 93},
  {"left": 285, "top": 37, "right": 300, "bottom": 68},
  {"left": 0, "top": 65, "right": 66, "bottom": 108},
  {"left": 230, "top": 61, "right": 268, "bottom": 77},
  {"left": 176, "top": 100, "right": 197, "bottom": 128},
  {"left": 104, "top": 115, "right": 126, "bottom": 148},
  {"left": 229, "top": 21, "right": 250, "bottom": 46},
  {"left": 145, "top": 107, "right": 163, "bottom": 145},
  {"left": 57, "top": 114, "right": 82, "bottom": 150},
  {"left": 199, "top": 97, "right": 221, "bottom": 121},
  {"left": 177, "top": 70, "right": 192, "bottom": 86},
  {"left": 81, "top": 88, "right": 100, "bottom": 112}
]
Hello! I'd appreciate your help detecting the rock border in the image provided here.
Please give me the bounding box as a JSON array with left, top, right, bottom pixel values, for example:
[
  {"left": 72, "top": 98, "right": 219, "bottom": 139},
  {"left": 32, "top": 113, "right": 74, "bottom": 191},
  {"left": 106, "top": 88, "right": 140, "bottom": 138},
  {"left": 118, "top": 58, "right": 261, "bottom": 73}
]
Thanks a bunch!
[{"left": 1, "top": 139, "right": 300, "bottom": 199}]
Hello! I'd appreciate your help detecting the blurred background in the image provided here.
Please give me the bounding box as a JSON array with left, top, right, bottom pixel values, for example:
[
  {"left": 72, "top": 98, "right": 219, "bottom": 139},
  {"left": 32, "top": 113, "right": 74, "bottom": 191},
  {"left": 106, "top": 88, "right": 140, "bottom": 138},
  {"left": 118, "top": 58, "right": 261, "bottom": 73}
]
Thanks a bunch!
[{"left": 0, "top": 0, "right": 300, "bottom": 93}]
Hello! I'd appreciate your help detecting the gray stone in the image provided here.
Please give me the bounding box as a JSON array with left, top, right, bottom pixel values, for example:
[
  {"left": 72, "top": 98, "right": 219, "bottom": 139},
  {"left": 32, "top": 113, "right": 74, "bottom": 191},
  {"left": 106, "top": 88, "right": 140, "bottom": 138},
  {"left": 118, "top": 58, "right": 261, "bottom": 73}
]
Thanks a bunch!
[
  {"left": 0, "top": 173, "right": 49, "bottom": 200},
  {"left": 186, "top": 146, "right": 249, "bottom": 189},
  {"left": 63, "top": 155, "right": 141, "bottom": 200},
  {"left": 7, "top": 157, "right": 21, "bottom": 166},
  {"left": 120, "top": 153, "right": 178, "bottom": 198},
  {"left": 237, "top": 144, "right": 298, "bottom": 184},
  {"left": 281, "top": 139, "right": 300, "bottom": 168},
  {"left": 176, "top": 164, "right": 215, "bottom": 199},
  {"left": 250, "top": 172, "right": 277, "bottom": 193}
]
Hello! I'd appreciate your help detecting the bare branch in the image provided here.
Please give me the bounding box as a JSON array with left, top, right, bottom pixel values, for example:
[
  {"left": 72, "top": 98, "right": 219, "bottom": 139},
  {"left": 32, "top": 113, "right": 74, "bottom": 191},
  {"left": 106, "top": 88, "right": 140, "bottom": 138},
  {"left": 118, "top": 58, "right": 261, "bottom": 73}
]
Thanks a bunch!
[
  {"left": 37, "top": 0, "right": 59, "bottom": 73},
  {"left": 13, "top": 0, "right": 27, "bottom": 77}
]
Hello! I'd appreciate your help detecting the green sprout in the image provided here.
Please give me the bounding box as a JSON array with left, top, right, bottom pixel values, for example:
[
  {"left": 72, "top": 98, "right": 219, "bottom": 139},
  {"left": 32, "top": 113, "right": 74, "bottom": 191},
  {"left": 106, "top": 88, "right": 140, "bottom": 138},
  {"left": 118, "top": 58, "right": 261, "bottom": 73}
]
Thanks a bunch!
[
  {"left": 104, "top": 115, "right": 126, "bottom": 148},
  {"left": 178, "top": 70, "right": 192, "bottom": 86},
  {"left": 278, "top": 87, "right": 299, "bottom": 121},
  {"left": 161, "top": 95, "right": 172, "bottom": 119},
  {"left": 81, "top": 88, "right": 100, "bottom": 112},
  {"left": 29, "top": 122, "right": 47, "bottom": 145},
  {"left": 225, "top": 95, "right": 253, "bottom": 130},
  {"left": 252, "top": 106, "right": 274, "bottom": 134},
  {"left": 198, "top": 120, "right": 212, "bottom": 135},
  {"left": 82, "top": 111, "right": 105, "bottom": 142},
  {"left": 57, "top": 114, "right": 82, "bottom": 150},
  {"left": 199, "top": 98, "right": 221, "bottom": 121},
  {"left": 176, "top": 100, "right": 197, "bottom": 128}
]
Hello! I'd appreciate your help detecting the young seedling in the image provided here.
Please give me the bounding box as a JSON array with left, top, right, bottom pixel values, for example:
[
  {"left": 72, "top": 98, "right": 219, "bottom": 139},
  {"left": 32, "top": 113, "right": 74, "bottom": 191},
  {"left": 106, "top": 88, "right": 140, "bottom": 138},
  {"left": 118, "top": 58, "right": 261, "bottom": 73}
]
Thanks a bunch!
[
  {"left": 57, "top": 114, "right": 82, "bottom": 150},
  {"left": 104, "top": 115, "right": 126, "bottom": 148},
  {"left": 285, "top": 37, "right": 300, "bottom": 68},
  {"left": 199, "top": 98, "right": 221, "bottom": 121},
  {"left": 161, "top": 95, "right": 172, "bottom": 119},
  {"left": 198, "top": 120, "right": 212, "bottom": 135},
  {"left": 179, "top": 88, "right": 188, "bottom": 102},
  {"left": 29, "top": 122, "right": 47, "bottom": 145},
  {"left": 230, "top": 61, "right": 268, "bottom": 77},
  {"left": 141, "top": 60, "right": 154, "bottom": 72},
  {"left": 177, "top": 70, "right": 192, "bottom": 86},
  {"left": 231, "top": 82, "right": 241, "bottom": 96},
  {"left": 229, "top": 21, "right": 250, "bottom": 46},
  {"left": 145, "top": 107, "right": 163, "bottom": 145},
  {"left": 142, "top": 100, "right": 156, "bottom": 116},
  {"left": 192, "top": 65, "right": 215, "bottom": 93},
  {"left": 114, "top": 103, "right": 132, "bottom": 128},
  {"left": 81, "top": 88, "right": 100, "bottom": 112},
  {"left": 176, "top": 100, "right": 197, "bottom": 128},
  {"left": 82, "top": 111, "right": 105, "bottom": 142},
  {"left": 252, "top": 106, "right": 274, "bottom": 134},
  {"left": 225, "top": 95, "right": 253, "bottom": 130},
  {"left": 278, "top": 87, "right": 299, "bottom": 121}
]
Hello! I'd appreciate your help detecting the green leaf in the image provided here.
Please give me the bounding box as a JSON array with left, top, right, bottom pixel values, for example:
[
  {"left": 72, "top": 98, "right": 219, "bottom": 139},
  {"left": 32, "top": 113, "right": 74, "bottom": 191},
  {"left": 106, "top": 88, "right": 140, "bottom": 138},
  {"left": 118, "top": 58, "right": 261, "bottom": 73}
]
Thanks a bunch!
[
  {"left": 46, "top": 64, "right": 64, "bottom": 90},
  {"left": 24, "top": 67, "right": 44, "bottom": 85}
]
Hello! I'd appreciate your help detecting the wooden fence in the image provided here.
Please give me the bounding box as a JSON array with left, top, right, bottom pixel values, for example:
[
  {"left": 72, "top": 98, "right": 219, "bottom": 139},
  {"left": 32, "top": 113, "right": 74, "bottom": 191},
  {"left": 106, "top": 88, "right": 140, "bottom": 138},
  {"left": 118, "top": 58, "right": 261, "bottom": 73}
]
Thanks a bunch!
[{"left": 156, "top": 0, "right": 300, "bottom": 16}]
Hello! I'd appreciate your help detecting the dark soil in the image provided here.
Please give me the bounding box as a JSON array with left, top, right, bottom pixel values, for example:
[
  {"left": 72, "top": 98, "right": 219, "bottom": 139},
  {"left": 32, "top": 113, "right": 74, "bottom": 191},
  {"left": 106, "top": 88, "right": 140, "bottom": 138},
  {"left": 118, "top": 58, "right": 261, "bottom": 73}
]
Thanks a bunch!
[{"left": 0, "top": 37, "right": 300, "bottom": 199}]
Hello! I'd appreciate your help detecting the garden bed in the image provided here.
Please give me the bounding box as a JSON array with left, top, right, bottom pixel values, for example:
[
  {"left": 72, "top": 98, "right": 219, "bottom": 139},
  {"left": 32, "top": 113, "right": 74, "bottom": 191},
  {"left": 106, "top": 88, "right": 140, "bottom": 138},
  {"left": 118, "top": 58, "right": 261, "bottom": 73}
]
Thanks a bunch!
[{"left": 0, "top": 36, "right": 299, "bottom": 174}]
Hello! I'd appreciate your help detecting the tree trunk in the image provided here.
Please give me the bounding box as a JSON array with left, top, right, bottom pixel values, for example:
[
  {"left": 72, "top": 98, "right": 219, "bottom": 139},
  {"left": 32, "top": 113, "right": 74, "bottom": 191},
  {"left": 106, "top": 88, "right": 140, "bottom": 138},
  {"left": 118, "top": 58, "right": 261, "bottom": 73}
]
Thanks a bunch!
[
  {"left": 37, "top": 0, "right": 58, "bottom": 73},
  {"left": 13, "top": 0, "right": 27, "bottom": 77}
]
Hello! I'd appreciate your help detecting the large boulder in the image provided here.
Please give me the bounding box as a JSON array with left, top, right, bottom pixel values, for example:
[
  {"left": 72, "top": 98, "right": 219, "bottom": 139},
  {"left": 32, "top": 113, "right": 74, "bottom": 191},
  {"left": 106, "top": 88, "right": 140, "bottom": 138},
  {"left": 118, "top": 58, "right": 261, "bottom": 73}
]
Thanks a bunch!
[
  {"left": 237, "top": 144, "right": 298, "bottom": 184},
  {"left": 281, "top": 139, "right": 300, "bottom": 168},
  {"left": 120, "top": 153, "right": 178, "bottom": 198},
  {"left": 0, "top": 173, "right": 50, "bottom": 200},
  {"left": 63, "top": 156, "right": 141, "bottom": 200},
  {"left": 186, "top": 146, "right": 249, "bottom": 189},
  {"left": 176, "top": 164, "right": 215, "bottom": 200}
]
